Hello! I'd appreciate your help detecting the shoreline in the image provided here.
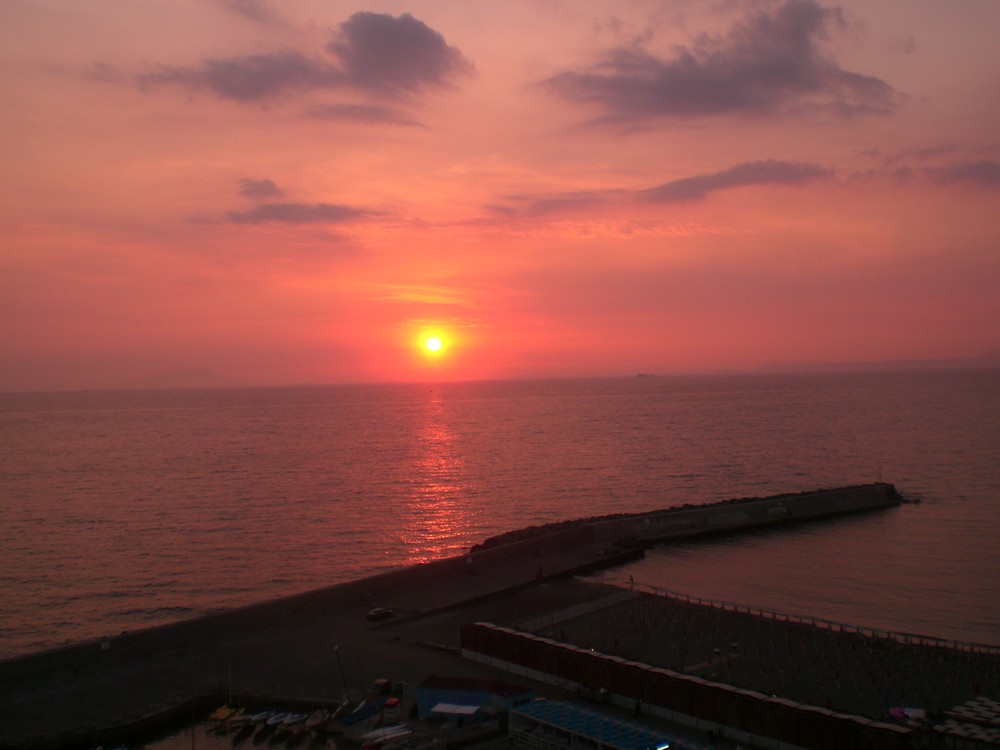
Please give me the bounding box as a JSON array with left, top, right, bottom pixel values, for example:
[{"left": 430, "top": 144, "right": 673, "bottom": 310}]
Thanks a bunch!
[
  {"left": 4, "top": 482, "right": 902, "bottom": 667},
  {"left": 1, "top": 484, "right": 907, "bottom": 748},
  {"left": 0, "top": 519, "right": 645, "bottom": 748}
]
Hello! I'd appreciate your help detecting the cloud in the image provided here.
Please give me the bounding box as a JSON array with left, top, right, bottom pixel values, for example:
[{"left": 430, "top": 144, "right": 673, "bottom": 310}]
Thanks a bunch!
[
  {"left": 326, "top": 12, "right": 474, "bottom": 96},
  {"left": 885, "top": 34, "right": 917, "bottom": 55},
  {"left": 642, "top": 159, "right": 832, "bottom": 202},
  {"left": 217, "top": 0, "right": 283, "bottom": 26},
  {"left": 851, "top": 152, "right": 1000, "bottom": 188},
  {"left": 542, "top": 0, "right": 900, "bottom": 123},
  {"left": 306, "top": 102, "right": 422, "bottom": 126},
  {"left": 926, "top": 160, "right": 1000, "bottom": 188},
  {"left": 84, "top": 62, "right": 129, "bottom": 84},
  {"left": 496, "top": 159, "right": 831, "bottom": 216},
  {"left": 500, "top": 191, "right": 614, "bottom": 217},
  {"left": 135, "top": 12, "right": 471, "bottom": 103},
  {"left": 871, "top": 145, "right": 958, "bottom": 168},
  {"left": 226, "top": 202, "right": 369, "bottom": 224},
  {"left": 140, "top": 51, "right": 342, "bottom": 102},
  {"left": 238, "top": 178, "right": 284, "bottom": 198}
]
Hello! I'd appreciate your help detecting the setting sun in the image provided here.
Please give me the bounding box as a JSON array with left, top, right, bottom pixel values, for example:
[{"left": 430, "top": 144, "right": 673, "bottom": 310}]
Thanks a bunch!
[{"left": 425, "top": 336, "right": 443, "bottom": 353}]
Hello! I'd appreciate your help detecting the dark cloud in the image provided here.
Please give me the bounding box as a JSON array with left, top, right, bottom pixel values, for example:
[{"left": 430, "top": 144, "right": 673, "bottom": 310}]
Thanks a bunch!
[
  {"left": 542, "top": 0, "right": 899, "bottom": 123},
  {"left": 238, "top": 178, "right": 284, "bottom": 198},
  {"left": 227, "top": 202, "right": 368, "bottom": 224},
  {"left": 926, "top": 160, "right": 1000, "bottom": 188},
  {"left": 307, "top": 102, "right": 422, "bottom": 126},
  {"left": 326, "top": 12, "right": 474, "bottom": 96},
  {"left": 642, "top": 160, "right": 832, "bottom": 202},
  {"left": 135, "top": 12, "right": 471, "bottom": 103}
]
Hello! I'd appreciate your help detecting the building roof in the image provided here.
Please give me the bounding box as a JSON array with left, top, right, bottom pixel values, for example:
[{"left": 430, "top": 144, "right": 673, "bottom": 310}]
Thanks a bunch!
[
  {"left": 513, "top": 700, "right": 673, "bottom": 750},
  {"left": 431, "top": 703, "right": 483, "bottom": 716}
]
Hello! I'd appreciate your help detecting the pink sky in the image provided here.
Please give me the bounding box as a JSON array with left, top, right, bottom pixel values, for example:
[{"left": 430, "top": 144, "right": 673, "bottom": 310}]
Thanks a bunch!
[{"left": 2, "top": 0, "right": 999, "bottom": 390}]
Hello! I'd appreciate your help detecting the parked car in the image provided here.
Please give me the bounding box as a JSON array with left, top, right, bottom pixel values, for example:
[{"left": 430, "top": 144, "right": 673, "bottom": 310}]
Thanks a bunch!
[{"left": 366, "top": 607, "right": 394, "bottom": 621}]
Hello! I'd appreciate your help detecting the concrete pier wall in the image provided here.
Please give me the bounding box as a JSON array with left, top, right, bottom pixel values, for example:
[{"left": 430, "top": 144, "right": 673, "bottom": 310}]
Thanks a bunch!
[
  {"left": 620, "top": 481, "right": 902, "bottom": 546},
  {"left": 470, "top": 482, "right": 903, "bottom": 559}
]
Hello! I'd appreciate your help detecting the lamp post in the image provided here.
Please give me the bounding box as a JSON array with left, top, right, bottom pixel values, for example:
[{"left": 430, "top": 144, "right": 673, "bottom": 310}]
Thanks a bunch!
[{"left": 335, "top": 645, "right": 347, "bottom": 701}]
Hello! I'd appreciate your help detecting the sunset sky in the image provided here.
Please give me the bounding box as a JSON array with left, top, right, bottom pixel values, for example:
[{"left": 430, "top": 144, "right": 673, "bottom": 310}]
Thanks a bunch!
[{"left": 2, "top": 0, "right": 999, "bottom": 390}]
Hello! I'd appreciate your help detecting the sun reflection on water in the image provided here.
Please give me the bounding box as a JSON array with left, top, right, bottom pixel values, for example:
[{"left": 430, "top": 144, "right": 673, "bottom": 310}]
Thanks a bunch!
[{"left": 399, "top": 395, "right": 476, "bottom": 564}]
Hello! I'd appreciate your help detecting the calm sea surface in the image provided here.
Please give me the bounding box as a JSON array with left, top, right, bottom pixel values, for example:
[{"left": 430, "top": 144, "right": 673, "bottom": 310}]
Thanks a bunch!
[{"left": 1, "top": 371, "right": 998, "bottom": 659}]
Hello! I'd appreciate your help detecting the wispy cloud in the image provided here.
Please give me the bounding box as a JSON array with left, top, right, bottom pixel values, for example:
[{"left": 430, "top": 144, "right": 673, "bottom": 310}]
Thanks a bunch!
[
  {"left": 136, "top": 12, "right": 472, "bottom": 103},
  {"left": 238, "top": 178, "right": 284, "bottom": 199},
  {"left": 139, "top": 51, "right": 341, "bottom": 102},
  {"left": 499, "top": 192, "right": 614, "bottom": 217},
  {"left": 497, "top": 159, "right": 832, "bottom": 216},
  {"left": 216, "top": 0, "right": 283, "bottom": 27},
  {"left": 226, "top": 202, "right": 369, "bottom": 224},
  {"left": 851, "top": 151, "right": 1000, "bottom": 189},
  {"left": 642, "top": 160, "right": 832, "bottom": 202},
  {"left": 926, "top": 160, "right": 1000, "bottom": 188},
  {"left": 306, "top": 102, "right": 423, "bottom": 126},
  {"left": 542, "top": 0, "right": 900, "bottom": 123}
]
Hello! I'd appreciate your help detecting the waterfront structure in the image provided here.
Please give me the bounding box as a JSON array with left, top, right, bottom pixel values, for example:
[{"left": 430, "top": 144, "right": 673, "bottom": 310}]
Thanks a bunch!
[
  {"left": 0, "top": 484, "right": 927, "bottom": 749},
  {"left": 510, "top": 700, "right": 677, "bottom": 750}
]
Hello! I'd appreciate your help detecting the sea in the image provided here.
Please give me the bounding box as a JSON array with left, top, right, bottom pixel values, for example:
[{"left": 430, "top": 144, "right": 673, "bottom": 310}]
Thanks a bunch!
[{"left": 1, "top": 370, "right": 998, "bottom": 661}]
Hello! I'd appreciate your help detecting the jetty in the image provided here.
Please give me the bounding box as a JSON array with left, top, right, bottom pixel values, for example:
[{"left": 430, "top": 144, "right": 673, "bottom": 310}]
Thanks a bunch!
[
  {"left": 7, "top": 483, "right": 988, "bottom": 750},
  {"left": 470, "top": 482, "right": 907, "bottom": 553}
]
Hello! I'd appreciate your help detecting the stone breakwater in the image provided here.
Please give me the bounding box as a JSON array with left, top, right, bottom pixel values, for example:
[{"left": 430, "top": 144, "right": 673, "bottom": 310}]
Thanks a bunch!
[{"left": 471, "top": 482, "right": 904, "bottom": 555}]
